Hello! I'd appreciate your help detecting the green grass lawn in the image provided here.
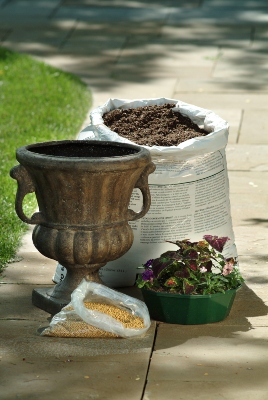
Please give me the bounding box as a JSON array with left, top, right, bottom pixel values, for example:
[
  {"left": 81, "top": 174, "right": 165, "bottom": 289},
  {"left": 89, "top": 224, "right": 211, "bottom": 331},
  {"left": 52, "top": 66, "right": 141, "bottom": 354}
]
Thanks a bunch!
[{"left": 0, "top": 47, "right": 92, "bottom": 273}]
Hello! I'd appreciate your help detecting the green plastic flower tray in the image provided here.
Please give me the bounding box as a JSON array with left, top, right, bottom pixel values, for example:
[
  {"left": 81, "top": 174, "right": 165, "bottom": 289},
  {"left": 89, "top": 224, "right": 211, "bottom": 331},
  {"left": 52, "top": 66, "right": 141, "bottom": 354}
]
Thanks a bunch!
[{"left": 141, "top": 287, "right": 241, "bottom": 325}]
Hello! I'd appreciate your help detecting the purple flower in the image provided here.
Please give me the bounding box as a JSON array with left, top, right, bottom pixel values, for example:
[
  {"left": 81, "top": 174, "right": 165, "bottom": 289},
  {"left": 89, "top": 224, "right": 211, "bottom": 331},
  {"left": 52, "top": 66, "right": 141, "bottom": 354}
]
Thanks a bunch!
[
  {"left": 142, "top": 269, "right": 154, "bottom": 281},
  {"left": 144, "top": 259, "right": 154, "bottom": 268},
  {"left": 203, "top": 235, "right": 230, "bottom": 253}
]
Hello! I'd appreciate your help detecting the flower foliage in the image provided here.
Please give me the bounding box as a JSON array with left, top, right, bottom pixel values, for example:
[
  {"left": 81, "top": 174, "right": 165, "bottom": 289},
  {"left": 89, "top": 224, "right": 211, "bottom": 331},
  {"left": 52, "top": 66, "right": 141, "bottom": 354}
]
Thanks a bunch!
[{"left": 136, "top": 235, "right": 244, "bottom": 295}]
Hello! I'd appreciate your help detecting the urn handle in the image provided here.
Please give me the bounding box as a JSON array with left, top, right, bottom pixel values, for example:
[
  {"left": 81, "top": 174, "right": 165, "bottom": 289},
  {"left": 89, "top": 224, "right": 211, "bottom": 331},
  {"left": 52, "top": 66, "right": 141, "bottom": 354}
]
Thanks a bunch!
[
  {"left": 10, "top": 165, "right": 45, "bottom": 225},
  {"left": 127, "top": 162, "right": 156, "bottom": 221}
]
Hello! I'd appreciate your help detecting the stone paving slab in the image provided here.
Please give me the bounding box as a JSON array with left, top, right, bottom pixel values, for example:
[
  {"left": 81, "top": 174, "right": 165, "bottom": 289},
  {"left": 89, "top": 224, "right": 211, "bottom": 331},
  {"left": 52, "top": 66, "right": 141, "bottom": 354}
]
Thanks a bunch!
[
  {"left": 0, "top": 317, "right": 156, "bottom": 400},
  {"left": 1, "top": 248, "right": 56, "bottom": 285},
  {"left": 203, "top": 0, "right": 268, "bottom": 7},
  {"left": 239, "top": 109, "right": 268, "bottom": 144},
  {"left": 85, "top": 78, "right": 178, "bottom": 109},
  {"left": 145, "top": 381, "right": 268, "bottom": 400},
  {"left": 215, "top": 110, "right": 242, "bottom": 143},
  {"left": 5, "top": 26, "right": 73, "bottom": 47},
  {"left": 230, "top": 193, "right": 268, "bottom": 231},
  {"left": 176, "top": 78, "right": 268, "bottom": 93},
  {"left": 161, "top": 25, "right": 253, "bottom": 48},
  {"left": 74, "top": 20, "right": 163, "bottom": 35},
  {"left": 228, "top": 166, "right": 268, "bottom": 247},
  {"left": 173, "top": 94, "right": 268, "bottom": 111},
  {"left": 145, "top": 321, "right": 268, "bottom": 400},
  {"left": 53, "top": 6, "right": 170, "bottom": 23},
  {"left": 228, "top": 171, "right": 268, "bottom": 195},
  {"left": 254, "top": 27, "right": 268, "bottom": 41},
  {"left": 0, "top": 319, "right": 156, "bottom": 359},
  {"left": 117, "top": 40, "right": 218, "bottom": 68},
  {"left": 112, "top": 66, "right": 212, "bottom": 81},
  {"left": 232, "top": 225, "right": 268, "bottom": 258},
  {"left": 0, "top": 0, "right": 59, "bottom": 22},
  {"left": 213, "top": 48, "right": 268, "bottom": 79},
  {"left": 0, "top": 28, "right": 9, "bottom": 41},
  {"left": 167, "top": 4, "right": 268, "bottom": 26},
  {"left": 238, "top": 255, "right": 268, "bottom": 290},
  {"left": 0, "top": 18, "right": 75, "bottom": 30},
  {"left": 2, "top": 41, "right": 60, "bottom": 58},
  {"left": 37, "top": 54, "right": 118, "bottom": 84},
  {"left": 61, "top": 0, "right": 200, "bottom": 7},
  {"left": 0, "top": 350, "right": 153, "bottom": 400},
  {"left": 228, "top": 283, "right": 268, "bottom": 319},
  {"left": 0, "top": 284, "right": 50, "bottom": 321},
  {"left": 1, "top": 0, "right": 268, "bottom": 399},
  {"left": 226, "top": 144, "right": 268, "bottom": 171}
]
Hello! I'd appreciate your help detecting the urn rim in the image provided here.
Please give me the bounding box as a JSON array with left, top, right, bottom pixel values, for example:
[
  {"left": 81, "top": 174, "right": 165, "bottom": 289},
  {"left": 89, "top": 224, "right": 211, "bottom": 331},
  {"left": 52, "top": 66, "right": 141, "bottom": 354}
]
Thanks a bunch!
[{"left": 15, "top": 140, "right": 152, "bottom": 170}]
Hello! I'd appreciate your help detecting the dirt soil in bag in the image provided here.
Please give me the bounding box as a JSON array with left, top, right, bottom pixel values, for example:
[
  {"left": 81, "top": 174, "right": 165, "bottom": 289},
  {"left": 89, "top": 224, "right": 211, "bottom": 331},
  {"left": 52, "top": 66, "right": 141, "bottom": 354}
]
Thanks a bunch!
[{"left": 103, "top": 103, "right": 208, "bottom": 146}]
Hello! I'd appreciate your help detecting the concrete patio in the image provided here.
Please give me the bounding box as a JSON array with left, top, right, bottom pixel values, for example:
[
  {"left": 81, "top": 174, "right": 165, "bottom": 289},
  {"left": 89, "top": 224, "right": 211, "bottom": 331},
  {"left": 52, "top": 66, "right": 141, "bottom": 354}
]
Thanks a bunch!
[{"left": 0, "top": 0, "right": 268, "bottom": 399}]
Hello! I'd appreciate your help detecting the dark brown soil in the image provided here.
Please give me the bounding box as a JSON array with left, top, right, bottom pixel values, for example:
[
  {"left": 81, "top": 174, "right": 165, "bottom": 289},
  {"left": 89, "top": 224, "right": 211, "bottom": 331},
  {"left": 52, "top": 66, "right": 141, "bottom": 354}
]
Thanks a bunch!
[{"left": 103, "top": 103, "right": 208, "bottom": 146}]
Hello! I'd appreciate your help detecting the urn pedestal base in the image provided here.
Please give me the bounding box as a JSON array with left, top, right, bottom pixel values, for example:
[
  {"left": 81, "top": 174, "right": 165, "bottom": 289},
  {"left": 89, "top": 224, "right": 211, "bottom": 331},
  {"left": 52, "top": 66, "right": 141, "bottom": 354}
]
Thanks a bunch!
[
  {"left": 32, "top": 263, "right": 105, "bottom": 315},
  {"left": 32, "top": 287, "right": 69, "bottom": 315}
]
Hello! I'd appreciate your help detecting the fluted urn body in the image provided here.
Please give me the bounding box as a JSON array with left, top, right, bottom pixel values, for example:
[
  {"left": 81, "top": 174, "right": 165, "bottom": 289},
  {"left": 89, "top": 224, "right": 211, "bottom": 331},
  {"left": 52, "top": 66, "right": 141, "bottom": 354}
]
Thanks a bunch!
[{"left": 10, "top": 140, "right": 155, "bottom": 314}]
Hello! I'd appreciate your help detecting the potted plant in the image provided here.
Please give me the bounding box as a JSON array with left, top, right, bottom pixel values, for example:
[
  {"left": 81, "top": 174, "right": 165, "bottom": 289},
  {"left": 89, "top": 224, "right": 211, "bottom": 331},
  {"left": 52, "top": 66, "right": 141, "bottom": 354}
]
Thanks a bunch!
[{"left": 136, "top": 235, "right": 244, "bottom": 325}]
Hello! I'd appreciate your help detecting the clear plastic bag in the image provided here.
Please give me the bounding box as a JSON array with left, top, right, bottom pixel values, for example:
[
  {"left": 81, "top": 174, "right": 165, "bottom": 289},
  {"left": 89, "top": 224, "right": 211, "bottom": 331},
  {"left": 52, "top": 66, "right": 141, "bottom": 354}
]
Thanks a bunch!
[
  {"left": 42, "top": 280, "right": 151, "bottom": 338},
  {"left": 72, "top": 280, "right": 151, "bottom": 338}
]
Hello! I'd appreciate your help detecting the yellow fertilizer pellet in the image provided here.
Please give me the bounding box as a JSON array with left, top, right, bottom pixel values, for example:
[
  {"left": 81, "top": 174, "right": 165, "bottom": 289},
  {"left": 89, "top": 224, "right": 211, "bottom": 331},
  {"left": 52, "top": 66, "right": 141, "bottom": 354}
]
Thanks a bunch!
[
  {"left": 42, "top": 302, "right": 144, "bottom": 338},
  {"left": 84, "top": 302, "right": 145, "bottom": 330}
]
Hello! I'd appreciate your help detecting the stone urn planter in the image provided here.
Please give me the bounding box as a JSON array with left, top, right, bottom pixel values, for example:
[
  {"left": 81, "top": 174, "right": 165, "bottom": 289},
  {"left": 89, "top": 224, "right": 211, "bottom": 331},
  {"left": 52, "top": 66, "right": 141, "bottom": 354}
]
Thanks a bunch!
[{"left": 10, "top": 140, "right": 155, "bottom": 314}]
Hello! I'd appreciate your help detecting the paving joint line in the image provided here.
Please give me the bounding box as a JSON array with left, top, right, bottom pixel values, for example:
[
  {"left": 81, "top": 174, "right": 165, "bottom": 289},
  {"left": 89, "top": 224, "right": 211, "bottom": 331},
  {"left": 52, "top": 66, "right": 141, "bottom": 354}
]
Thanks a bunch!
[
  {"left": 140, "top": 321, "right": 160, "bottom": 400},
  {"left": 58, "top": 19, "right": 79, "bottom": 50},
  {"left": 48, "top": 0, "right": 64, "bottom": 19},
  {"left": 250, "top": 26, "right": 256, "bottom": 46},
  {"left": 236, "top": 108, "right": 244, "bottom": 144}
]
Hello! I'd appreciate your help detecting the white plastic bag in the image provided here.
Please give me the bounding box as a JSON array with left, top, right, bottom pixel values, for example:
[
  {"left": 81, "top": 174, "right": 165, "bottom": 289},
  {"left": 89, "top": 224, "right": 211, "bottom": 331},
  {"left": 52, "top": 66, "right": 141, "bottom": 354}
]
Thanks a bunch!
[
  {"left": 42, "top": 280, "right": 151, "bottom": 338},
  {"left": 54, "top": 97, "right": 237, "bottom": 287},
  {"left": 88, "top": 97, "right": 229, "bottom": 157}
]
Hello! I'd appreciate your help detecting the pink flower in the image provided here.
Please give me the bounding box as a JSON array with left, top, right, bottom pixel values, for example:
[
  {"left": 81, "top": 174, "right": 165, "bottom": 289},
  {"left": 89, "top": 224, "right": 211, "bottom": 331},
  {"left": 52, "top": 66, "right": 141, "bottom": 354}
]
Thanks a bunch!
[
  {"left": 222, "top": 262, "right": 234, "bottom": 276},
  {"left": 200, "top": 266, "right": 207, "bottom": 273}
]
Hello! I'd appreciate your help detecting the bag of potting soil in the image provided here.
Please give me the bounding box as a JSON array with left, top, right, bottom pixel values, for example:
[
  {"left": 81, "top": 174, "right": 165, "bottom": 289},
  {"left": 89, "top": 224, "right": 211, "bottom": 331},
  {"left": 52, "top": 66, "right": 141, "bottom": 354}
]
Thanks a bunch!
[{"left": 54, "top": 97, "right": 238, "bottom": 288}]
